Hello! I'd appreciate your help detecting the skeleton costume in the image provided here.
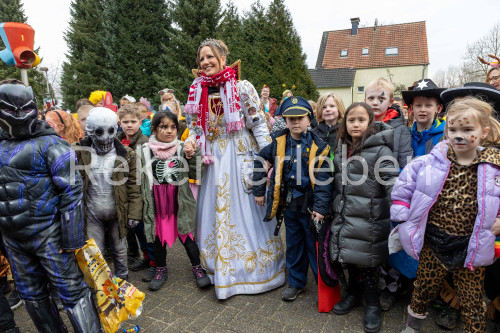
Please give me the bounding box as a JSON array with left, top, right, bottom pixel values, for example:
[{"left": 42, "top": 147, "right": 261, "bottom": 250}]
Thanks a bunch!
[
  {"left": 74, "top": 108, "right": 142, "bottom": 280},
  {"left": 0, "top": 82, "right": 100, "bottom": 332}
]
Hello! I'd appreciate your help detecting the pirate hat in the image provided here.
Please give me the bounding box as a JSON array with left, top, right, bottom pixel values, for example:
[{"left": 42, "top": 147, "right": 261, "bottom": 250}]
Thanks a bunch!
[
  {"left": 440, "top": 82, "right": 500, "bottom": 113},
  {"left": 401, "top": 79, "right": 446, "bottom": 106}
]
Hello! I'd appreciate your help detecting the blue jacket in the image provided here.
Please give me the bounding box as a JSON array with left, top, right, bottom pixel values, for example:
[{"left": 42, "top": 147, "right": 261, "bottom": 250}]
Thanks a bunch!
[
  {"left": 409, "top": 118, "right": 445, "bottom": 157},
  {"left": 253, "top": 129, "right": 332, "bottom": 220}
]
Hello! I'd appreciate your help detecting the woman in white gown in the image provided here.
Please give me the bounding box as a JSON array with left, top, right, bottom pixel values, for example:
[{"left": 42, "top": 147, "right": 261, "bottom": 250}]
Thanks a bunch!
[{"left": 184, "top": 39, "right": 285, "bottom": 299}]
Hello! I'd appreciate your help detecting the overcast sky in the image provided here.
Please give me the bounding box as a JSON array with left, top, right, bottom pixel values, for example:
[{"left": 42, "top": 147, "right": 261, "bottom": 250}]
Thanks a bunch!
[{"left": 20, "top": 0, "right": 500, "bottom": 82}]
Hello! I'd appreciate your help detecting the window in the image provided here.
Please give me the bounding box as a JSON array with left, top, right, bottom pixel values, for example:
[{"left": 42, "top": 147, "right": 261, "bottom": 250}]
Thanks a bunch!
[
  {"left": 385, "top": 47, "right": 399, "bottom": 56},
  {"left": 361, "top": 48, "right": 369, "bottom": 55},
  {"left": 340, "top": 49, "right": 348, "bottom": 57},
  {"left": 357, "top": 86, "right": 365, "bottom": 93}
]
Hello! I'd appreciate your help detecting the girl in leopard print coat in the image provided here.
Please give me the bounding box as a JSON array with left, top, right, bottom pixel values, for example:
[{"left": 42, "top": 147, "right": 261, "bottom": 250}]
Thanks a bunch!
[{"left": 391, "top": 97, "right": 500, "bottom": 333}]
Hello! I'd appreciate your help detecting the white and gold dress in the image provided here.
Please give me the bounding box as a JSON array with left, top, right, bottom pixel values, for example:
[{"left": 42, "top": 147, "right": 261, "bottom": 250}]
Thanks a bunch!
[{"left": 188, "top": 80, "right": 285, "bottom": 299}]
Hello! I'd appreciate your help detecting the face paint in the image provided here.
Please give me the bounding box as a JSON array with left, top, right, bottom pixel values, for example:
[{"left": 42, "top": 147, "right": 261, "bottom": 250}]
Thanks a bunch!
[{"left": 380, "top": 91, "right": 385, "bottom": 97}]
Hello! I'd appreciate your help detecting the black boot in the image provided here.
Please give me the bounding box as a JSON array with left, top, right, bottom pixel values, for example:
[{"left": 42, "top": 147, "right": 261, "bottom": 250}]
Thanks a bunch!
[
  {"left": 65, "top": 291, "right": 101, "bottom": 333},
  {"left": 24, "top": 297, "right": 68, "bottom": 333},
  {"left": 364, "top": 304, "right": 382, "bottom": 333},
  {"left": 332, "top": 294, "right": 360, "bottom": 315}
]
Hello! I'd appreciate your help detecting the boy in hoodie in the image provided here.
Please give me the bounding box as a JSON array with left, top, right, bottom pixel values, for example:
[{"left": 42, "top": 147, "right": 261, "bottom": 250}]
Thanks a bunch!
[
  {"left": 365, "top": 78, "right": 413, "bottom": 169},
  {"left": 253, "top": 96, "right": 331, "bottom": 302},
  {"left": 403, "top": 79, "right": 446, "bottom": 157}
]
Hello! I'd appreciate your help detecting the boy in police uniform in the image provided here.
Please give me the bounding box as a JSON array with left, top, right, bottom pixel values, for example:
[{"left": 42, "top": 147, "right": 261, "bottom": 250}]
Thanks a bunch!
[{"left": 253, "top": 96, "right": 331, "bottom": 301}]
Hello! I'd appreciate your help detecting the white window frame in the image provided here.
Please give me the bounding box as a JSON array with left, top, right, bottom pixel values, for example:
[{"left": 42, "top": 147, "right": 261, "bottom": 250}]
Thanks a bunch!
[
  {"left": 361, "top": 48, "right": 369, "bottom": 55},
  {"left": 357, "top": 86, "right": 365, "bottom": 93},
  {"left": 385, "top": 47, "right": 399, "bottom": 56},
  {"left": 340, "top": 49, "right": 348, "bottom": 57}
]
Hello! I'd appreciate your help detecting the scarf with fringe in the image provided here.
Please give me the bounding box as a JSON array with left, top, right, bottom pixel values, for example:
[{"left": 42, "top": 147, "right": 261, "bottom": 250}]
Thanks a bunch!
[{"left": 185, "top": 66, "right": 243, "bottom": 163}]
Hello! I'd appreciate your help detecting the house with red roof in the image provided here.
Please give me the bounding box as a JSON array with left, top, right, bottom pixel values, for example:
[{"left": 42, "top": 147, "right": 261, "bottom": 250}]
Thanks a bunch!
[{"left": 309, "top": 18, "right": 429, "bottom": 104}]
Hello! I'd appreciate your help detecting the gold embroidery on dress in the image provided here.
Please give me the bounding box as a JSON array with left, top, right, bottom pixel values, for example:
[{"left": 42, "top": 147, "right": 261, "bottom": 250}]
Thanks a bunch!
[
  {"left": 236, "top": 137, "right": 248, "bottom": 154},
  {"left": 200, "top": 173, "right": 284, "bottom": 276},
  {"left": 248, "top": 135, "right": 258, "bottom": 152}
]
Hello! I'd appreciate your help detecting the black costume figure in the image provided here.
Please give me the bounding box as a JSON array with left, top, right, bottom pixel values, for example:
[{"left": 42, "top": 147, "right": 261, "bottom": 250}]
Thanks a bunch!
[{"left": 0, "top": 80, "right": 100, "bottom": 333}]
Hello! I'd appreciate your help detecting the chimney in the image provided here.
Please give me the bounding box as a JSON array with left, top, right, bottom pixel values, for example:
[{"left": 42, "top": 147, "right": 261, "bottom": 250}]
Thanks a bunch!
[{"left": 350, "top": 17, "right": 360, "bottom": 35}]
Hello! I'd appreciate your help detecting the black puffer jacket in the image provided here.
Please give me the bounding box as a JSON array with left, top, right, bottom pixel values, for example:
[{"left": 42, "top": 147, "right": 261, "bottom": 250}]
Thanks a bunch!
[
  {"left": 325, "top": 122, "right": 399, "bottom": 267},
  {"left": 311, "top": 122, "right": 339, "bottom": 147},
  {"left": 0, "top": 121, "right": 85, "bottom": 249},
  {"left": 385, "top": 104, "right": 413, "bottom": 169}
]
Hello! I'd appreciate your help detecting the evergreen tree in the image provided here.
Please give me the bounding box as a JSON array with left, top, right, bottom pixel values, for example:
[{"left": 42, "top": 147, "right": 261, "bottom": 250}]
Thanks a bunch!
[
  {"left": 238, "top": 2, "right": 271, "bottom": 90},
  {"left": 60, "top": 0, "right": 107, "bottom": 110},
  {"left": 264, "top": 0, "right": 317, "bottom": 101},
  {"left": 0, "top": 0, "right": 50, "bottom": 108},
  {"left": 101, "top": 0, "right": 169, "bottom": 106},
  {"left": 217, "top": 1, "right": 244, "bottom": 67},
  {"left": 156, "top": 0, "right": 222, "bottom": 103}
]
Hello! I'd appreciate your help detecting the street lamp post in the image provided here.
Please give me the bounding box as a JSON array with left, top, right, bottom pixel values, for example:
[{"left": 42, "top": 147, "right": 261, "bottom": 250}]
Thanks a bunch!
[{"left": 39, "top": 66, "right": 51, "bottom": 99}]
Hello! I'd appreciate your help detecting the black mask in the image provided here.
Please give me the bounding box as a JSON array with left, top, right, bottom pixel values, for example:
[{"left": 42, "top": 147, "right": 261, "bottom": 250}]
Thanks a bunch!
[{"left": 0, "top": 83, "right": 38, "bottom": 138}]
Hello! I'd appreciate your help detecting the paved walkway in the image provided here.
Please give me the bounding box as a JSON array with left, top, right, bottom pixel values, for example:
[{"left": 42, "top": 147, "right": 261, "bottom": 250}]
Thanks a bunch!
[{"left": 11, "top": 237, "right": 499, "bottom": 332}]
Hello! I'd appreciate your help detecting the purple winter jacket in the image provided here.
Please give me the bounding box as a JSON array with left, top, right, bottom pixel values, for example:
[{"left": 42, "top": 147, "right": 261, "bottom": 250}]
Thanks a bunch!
[{"left": 391, "top": 141, "right": 500, "bottom": 270}]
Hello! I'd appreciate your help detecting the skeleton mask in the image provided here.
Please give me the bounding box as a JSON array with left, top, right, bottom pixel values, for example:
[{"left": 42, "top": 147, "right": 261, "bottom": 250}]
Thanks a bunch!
[
  {"left": 86, "top": 107, "right": 118, "bottom": 155},
  {"left": 0, "top": 83, "right": 38, "bottom": 138}
]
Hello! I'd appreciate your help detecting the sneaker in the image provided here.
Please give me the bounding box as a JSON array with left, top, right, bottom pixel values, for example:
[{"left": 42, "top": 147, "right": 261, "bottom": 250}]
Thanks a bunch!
[
  {"left": 130, "top": 258, "right": 150, "bottom": 272},
  {"left": 436, "top": 304, "right": 459, "bottom": 330},
  {"left": 380, "top": 290, "right": 396, "bottom": 311},
  {"left": 142, "top": 266, "right": 156, "bottom": 282},
  {"left": 148, "top": 267, "right": 168, "bottom": 291},
  {"left": 8, "top": 290, "right": 22, "bottom": 310},
  {"left": 282, "top": 284, "right": 303, "bottom": 301},
  {"left": 192, "top": 265, "right": 211, "bottom": 288}
]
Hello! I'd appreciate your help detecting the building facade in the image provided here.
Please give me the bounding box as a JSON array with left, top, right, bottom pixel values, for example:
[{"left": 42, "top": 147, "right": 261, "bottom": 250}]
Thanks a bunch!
[{"left": 309, "top": 18, "right": 429, "bottom": 104}]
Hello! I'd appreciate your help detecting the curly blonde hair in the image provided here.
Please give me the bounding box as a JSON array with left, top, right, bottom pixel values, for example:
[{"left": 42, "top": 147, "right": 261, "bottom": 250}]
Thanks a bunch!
[{"left": 46, "top": 110, "right": 82, "bottom": 144}]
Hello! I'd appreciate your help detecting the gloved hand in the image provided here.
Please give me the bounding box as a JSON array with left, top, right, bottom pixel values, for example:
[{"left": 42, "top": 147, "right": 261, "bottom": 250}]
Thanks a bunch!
[{"left": 126, "top": 219, "right": 141, "bottom": 229}]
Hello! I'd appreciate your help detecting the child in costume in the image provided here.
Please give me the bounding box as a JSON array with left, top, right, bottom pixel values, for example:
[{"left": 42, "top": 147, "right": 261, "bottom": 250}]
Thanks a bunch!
[
  {"left": 254, "top": 96, "right": 331, "bottom": 301},
  {"left": 312, "top": 93, "right": 346, "bottom": 148},
  {"left": 137, "top": 98, "right": 152, "bottom": 137},
  {"left": 404, "top": 79, "right": 446, "bottom": 157},
  {"left": 0, "top": 79, "right": 100, "bottom": 332},
  {"left": 140, "top": 111, "right": 210, "bottom": 291},
  {"left": 315, "top": 102, "right": 398, "bottom": 333},
  {"left": 365, "top": 78, "right": 413, "bottom": 169},
  {"left": 392, "top": 97, "right": 500, "bottom": 333},
  {"left": 116, "top": 104, "right": 156, "bottom": 275},
  {"left": 74, "top": 107, "right": 143, "bottom": 281}
]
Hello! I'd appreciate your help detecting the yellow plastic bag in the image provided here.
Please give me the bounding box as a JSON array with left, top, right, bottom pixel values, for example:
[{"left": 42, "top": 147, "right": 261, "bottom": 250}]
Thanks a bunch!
[{"left": 75, "top": 238, "right": 145, "bottom": 333}]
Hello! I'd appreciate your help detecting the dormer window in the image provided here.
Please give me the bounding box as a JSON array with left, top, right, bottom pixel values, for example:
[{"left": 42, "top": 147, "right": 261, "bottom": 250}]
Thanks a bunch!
[
  {"left": 362, "top": 48, "right": 369, "bottom": 55},
  {"left": 385, "top": 47, "right": 399, "bottom": 56},
  {"left": 340, "top": 50, "right": 348, "bottom": 57}
]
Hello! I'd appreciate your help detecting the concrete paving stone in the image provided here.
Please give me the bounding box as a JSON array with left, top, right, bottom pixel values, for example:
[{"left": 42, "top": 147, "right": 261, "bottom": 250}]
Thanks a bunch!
[
  {"left": 144, "top": 319, "right": 169, "bottom": 332},
  {"left": 213, "top": 306, "right": 242, "bottom": 326},
  {"left": 147, "top": 307, "right": 179, "bottom": 323},
  {"left": 271, "top": 309, "right": 309, "bottom": 328},
  {"left": 234, "top": 302, "right": 262, "bottom": 322},
  {"left": 171, "top": 303, "right": 198, "bottom": 317},
  {"left": 185, "top": 311, "right": 216, "bottom": 332},
  {"left": 300, "top": 317, "right": 328, "bottom": 332},
  {"left": 250, "top": 314, "right": 284, "bottom": 332},
  {"left": 225, "top": 318, "right": 265, "bottom": 333},
  {"left": 201, "top": 324, "right": 238, "bottom": 333},
  {"left": 167, "top": 316, "right": 196, "bottom": 331},
  {"left": 281, "top": 324, "right": 304, "bottom": 333},
  {"left": 256, "top": 298, "right": 283, "bottom": 317}
]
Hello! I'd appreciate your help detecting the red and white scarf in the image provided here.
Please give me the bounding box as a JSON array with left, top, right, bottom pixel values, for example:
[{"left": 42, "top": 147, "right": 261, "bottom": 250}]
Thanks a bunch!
[{"left": 185, "top": 67, "right": 243, "bottom": 163}]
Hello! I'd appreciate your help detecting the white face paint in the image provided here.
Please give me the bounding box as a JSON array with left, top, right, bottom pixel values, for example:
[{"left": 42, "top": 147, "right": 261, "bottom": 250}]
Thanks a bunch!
[{"left": 86, "top": 107, "right": 118, "bottom": 155}]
